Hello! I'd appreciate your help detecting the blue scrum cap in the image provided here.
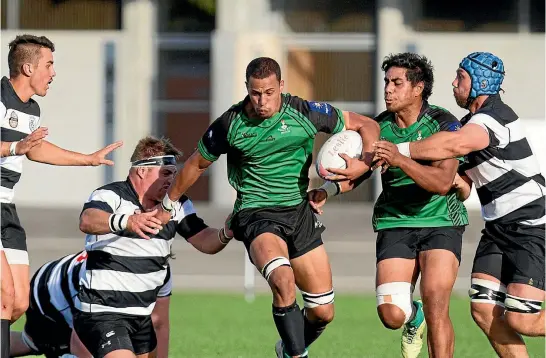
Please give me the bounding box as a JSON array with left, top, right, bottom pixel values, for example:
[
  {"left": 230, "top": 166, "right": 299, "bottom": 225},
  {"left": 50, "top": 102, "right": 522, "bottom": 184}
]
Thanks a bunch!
[{"left": 459, "top": 52, "right": 505, "bottom": 99}]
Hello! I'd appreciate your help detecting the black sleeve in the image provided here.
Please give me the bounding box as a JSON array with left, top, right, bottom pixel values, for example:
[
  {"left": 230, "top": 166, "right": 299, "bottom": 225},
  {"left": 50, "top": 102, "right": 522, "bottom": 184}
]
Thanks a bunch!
[
  {"left": 436, "top": 111, "right": 463, "bottom": 133},
  {"left": 176, "top": 213, "right": 209, "bottom": 240},
  {"left": 197, "top": 112, "right": 232, "bottom": 161},
  {"left": 288, "top": 95, "right": 345, "bottom": 134}
]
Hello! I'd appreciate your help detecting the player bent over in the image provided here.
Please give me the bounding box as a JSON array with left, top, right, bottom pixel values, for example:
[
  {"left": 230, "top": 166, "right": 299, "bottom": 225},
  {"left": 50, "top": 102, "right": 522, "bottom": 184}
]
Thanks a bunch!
[
  {"left": 9, "top": 251, "right": 172, "bottom": 358},
  {"left": 310, "top": 53, "right": 468, "bottom": 358},
  {"left": 72, "top": 137, "right": 233, "bottom": 358},
  {"left": 154, "top": 57, "right": 380, "bottom": 357},
  {"left": 376, "top": 52, "right": 545, "bottom": 358}
]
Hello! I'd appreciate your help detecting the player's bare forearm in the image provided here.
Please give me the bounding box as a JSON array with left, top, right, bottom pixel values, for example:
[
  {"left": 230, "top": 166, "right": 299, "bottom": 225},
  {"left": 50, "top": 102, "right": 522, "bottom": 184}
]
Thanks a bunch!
[
  {"left": 0, "top": 141, "right": 13, "bottom": 157},
  {"left": 26, "top": 140, "right": 92, "bottom": 165},
  {"left": 407, "top": 132, "right": 464, "bottom": 161},
  {"left": 187, "top": 227, "right": 229, "bottom": 254},
  {"left": 358, "top": 119, "right": 380, "bottom": 166},
  {"left": 79, "top": 208, "right": 113, "bottom": 235},
  {"left": 338, "top": 170, "right": 373, "bottom": 193},
  {"left": 166, "top": 150, "right": 211, "bottom": 201},
  {"left": 397, "top": 157, "right": 458, "bottom": 195}
]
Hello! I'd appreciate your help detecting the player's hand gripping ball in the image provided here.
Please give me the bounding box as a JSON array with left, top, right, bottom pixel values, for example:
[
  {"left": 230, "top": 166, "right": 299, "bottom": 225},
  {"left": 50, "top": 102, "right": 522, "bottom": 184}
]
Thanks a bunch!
[{"left": 315, "top": 130, "right": 363, "bottom": 180}]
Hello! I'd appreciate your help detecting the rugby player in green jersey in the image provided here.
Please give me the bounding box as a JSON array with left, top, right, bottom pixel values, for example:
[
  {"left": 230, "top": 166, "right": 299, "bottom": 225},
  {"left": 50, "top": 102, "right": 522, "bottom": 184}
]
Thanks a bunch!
[
  {"left": 309, "top": 53, "right": 468, "bottom": 358},
  {"left": 155, "top": 57, "right": 380, "bottom": 358}
]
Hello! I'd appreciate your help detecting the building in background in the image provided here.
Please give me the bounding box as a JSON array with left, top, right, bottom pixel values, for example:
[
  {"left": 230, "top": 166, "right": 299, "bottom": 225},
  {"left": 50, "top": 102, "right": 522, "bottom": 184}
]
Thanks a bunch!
[{"left": 1, "top": 0, "right": 544, "bottom": 209}]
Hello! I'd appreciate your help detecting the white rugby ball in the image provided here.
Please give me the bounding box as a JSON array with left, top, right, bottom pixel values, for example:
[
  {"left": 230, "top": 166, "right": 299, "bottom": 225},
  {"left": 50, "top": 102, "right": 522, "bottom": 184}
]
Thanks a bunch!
[{"left": 316, "top": 130, "right": 363, "bottom": 179}]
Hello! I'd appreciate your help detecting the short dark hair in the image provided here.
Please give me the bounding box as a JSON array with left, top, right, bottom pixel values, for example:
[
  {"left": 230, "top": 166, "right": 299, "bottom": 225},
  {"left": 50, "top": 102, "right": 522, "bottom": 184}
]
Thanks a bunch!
[
  {"left": 8, "top": 34, "right": 55, "bottom": 77},
  {"left": 245, "top": 57, "right": 281, "bottom": 82},
  {"left": 130, "top": 136, "right": 183, "bottom": 162},
  {"left": 381, "top": 53, "right": 434, "bottom": 101}
]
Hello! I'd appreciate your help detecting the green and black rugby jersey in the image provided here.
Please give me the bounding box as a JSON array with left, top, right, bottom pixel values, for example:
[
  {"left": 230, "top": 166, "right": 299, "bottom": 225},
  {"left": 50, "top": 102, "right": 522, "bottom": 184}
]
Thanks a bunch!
[
  {"left": 198, "top": 93, "right": 345, "bottom": 213},
  {"left": 373, "top": 102, "right": 469, "bottom": 231}
]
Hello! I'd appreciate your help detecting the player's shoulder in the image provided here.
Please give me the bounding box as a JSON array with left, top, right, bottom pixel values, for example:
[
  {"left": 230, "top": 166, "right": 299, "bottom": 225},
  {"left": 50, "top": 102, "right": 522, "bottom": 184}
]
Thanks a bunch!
[
  {"left": 177, "top": 194, "right": 191, "bottom": 206},
  {"left": 215, "top": 98, "right": 247, "bottom": 128},
  {"left": 284, "top": 93, "right": 337, "bottom": 116},
  {"left": 426, "top": 104, "right": 457, "bottom": 121},
  {"left": 426, "top": 104, "right": 461, "bottom": 132},
  {"left": 94, "top": 180, "right": 126, "bottom": 193},
  {"left": 174, "top": 194, "right": 197, "bottom": 218},
  {"left": 374, "top": 110, "right": 393, "bottom": 124},
  {"left": 91, "top": 180, "right": 135, "bottom": 205}
]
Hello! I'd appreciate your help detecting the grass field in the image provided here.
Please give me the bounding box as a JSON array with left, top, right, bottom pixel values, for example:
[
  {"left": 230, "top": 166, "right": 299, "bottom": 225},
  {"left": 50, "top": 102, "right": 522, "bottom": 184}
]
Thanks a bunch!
[{"left": 13, "top": 292, "right": 545, "bottom": 358}]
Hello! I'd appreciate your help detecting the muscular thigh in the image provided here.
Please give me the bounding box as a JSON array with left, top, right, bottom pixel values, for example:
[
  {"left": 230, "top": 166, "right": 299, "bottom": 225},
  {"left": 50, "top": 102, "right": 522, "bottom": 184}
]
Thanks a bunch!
[
  {"left": 249, "top": 233, "right": 290, "bottom": 272},
  {"left": 291, "top": 245, "right": 332, "bottom": 294},
  {"left": 419, "top": 249, "right": 459, "bottom": 297}
]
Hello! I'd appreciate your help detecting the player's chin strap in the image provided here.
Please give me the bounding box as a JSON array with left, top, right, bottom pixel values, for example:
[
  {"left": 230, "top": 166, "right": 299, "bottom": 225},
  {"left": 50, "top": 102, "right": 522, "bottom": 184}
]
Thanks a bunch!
[{"left": 131, "top": 155, "right": 177, "bottom": 167}]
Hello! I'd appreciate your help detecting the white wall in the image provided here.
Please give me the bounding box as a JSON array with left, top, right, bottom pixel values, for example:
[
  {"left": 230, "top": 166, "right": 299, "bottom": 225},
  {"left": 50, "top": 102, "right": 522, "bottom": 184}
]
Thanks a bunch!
[{"left": 1, "top": 31, "right": 121, "bottom": 207}]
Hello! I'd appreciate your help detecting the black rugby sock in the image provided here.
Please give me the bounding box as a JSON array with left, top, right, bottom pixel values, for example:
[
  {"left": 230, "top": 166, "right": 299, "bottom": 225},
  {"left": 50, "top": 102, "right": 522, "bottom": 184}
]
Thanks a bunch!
[
  {"left": 302, "top": 308, "right": 328, "bottom": 348},
  {"left": 272, "top": 301, "right": 306, "bottom": 356},
  {"left": 1, "top": 319, "right": 9, "bottom": 358}
]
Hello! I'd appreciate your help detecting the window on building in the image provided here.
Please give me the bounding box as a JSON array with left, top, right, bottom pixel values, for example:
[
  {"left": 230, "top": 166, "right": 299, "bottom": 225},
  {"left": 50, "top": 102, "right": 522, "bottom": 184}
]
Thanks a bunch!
[
  {"left": 530, "top": 0, "right": 545, "bottom": 32},
  {"left": 271, "top": 0, "right": 375, "bottom": 33},
  {"left": 158, "top": 0, "right": 215, "bottom": 32},
  {"left": 1, "top": 0, "right": 121, "bottom": 30},
  {"left": 414, "top": 0, "right": 519, "bottom": 32}
]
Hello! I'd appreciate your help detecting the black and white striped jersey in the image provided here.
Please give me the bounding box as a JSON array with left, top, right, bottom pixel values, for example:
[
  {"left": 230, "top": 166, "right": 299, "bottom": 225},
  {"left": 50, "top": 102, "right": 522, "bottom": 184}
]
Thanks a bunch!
[
  {"left": 460, "top": 94, "right": 545, "bottom": 225},
  {"left": 31, "top": 250, "right": 173, "bottom": 329},
  {"left": 75, "top": 179, "right": 207, "bottom": 316},
  {"left": 0, "top": 76, "right": 41, "bottom": 203}
]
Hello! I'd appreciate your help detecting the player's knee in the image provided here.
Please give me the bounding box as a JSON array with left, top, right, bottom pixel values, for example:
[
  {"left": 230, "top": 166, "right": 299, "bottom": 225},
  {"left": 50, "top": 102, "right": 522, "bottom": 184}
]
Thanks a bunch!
[
  {"left": 11, "top": 293, "right": 29, "bottom": 321},
  {"left": 376, "top": 282, "right": 414, "bottom": 330},
  {"left": 468, "top": 278, "right": 507, "bottom": 330},
  {"left": 261, "top": 257, "right": 295, "bottom": 305},
  {"left": 302, "top": 289, "right": 335, "bottom": 324},
  {"left": 504, "top": 294, "right": 544, "bottom": 336}
]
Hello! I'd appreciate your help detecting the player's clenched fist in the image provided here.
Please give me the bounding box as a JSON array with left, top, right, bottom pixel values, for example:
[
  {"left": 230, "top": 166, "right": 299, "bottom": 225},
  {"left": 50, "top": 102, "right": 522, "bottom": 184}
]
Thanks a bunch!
[{"left": 127, "top": 209, "right": 163, "bottom": 240}]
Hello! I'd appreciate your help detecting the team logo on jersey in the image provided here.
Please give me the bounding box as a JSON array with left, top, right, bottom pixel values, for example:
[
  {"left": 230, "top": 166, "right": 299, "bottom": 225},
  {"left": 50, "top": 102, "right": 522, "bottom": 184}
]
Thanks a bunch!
[
  {"left": 9, "top": 111, "right": 18, "bottom": 128},
  {"left": 416, "top": 131, "right": 422, "bottom": 141},
  {"left": 278, "top": 120, "right": 290, "bottom": 134},
  {"left": 446, "top": 122, "right": 462, "bottom": 132},
  {"left": 309, "top": 101, "right": 331, "bottom": 115},
  {"left": 28, "top": 116, "right": 39, "bottom": 132}
]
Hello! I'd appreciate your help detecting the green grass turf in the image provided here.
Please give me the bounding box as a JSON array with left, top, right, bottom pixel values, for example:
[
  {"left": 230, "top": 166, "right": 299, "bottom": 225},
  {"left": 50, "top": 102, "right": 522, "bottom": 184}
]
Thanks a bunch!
[{"left": 12, "top": 292, "right": 545, "bottom": 357}]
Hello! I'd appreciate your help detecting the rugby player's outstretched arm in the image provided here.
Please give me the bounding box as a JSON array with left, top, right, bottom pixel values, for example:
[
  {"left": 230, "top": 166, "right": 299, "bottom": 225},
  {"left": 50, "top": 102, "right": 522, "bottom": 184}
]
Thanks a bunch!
[
  {"left": 186, "top": 216, "right": 234, "bottom": 254},
  {"left": 25, "top": 140, "right": 122, "bottom": 166},
  {"left": 402, "top": 123, "right": 489, "bottom": 161},
  {"left": 166, "top": 150, "right": 212, "bottom": 203}
]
